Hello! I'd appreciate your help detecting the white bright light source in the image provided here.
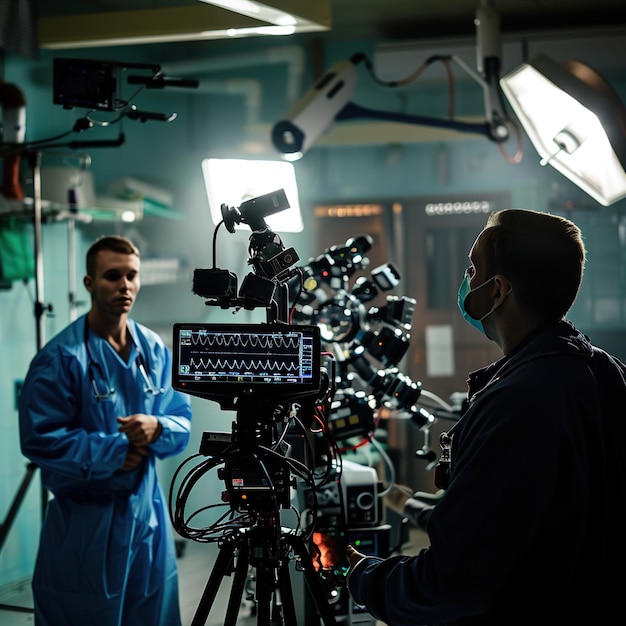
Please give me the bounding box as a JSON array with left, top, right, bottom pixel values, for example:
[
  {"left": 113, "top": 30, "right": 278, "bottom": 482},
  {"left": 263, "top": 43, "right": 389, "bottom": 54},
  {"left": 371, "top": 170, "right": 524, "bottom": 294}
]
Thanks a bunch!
[
  {"left": 201, "top": 158, "right": 303, "bottom": 232},
  {"left": 120, "top": 210, "right": 138, "bottom": 222},
  {"left": 198, "top": 0, "right": 296, "bottom": 25},
  {"left": 500, "top": 54, "right": 626, "bottom": 206}
]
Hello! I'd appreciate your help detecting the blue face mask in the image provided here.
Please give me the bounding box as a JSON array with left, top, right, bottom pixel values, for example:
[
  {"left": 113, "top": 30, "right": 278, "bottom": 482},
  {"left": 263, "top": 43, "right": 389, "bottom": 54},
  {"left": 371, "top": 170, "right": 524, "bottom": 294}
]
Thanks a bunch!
[{"left": 457, "top": 271, "right": 497, "bottom": 334}]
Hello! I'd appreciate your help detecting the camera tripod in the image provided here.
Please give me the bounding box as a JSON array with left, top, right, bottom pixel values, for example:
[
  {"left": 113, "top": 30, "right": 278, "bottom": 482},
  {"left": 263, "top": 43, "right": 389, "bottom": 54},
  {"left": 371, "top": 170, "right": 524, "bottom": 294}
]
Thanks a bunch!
[{"left": 191, "top": 524, "right": 338, "bottom": 626}]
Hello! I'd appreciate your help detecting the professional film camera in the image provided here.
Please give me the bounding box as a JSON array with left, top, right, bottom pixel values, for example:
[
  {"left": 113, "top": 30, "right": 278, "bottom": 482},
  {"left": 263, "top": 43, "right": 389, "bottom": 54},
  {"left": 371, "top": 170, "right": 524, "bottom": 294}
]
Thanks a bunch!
[
  {"left": 169, "top": 189, "right": 343, "bottom": 626},
  {"left": 168, "top": 190, "right": 459, "bottom": 625}
]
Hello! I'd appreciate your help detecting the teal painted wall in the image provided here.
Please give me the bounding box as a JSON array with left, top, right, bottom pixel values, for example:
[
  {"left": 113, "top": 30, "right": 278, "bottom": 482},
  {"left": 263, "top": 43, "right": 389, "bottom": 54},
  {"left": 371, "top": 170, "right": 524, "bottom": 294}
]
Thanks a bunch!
[{"left": 2, "top": 31, "right": 626, "bottom": 587}]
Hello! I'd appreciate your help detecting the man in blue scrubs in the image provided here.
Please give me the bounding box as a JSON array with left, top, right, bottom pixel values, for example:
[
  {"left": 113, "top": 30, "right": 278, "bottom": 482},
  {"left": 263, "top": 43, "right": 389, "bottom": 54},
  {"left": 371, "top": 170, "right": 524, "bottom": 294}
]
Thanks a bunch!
[{"left": 19, "top": 235, "right": 193, "bottom": 625}]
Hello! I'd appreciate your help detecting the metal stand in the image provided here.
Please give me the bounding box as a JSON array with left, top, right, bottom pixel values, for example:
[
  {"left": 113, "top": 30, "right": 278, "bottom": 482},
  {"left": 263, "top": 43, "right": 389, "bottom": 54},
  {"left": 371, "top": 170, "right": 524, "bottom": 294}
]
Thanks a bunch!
[
  {"left": 191, "top": 528, "right": 338, "bottom": 626},
  {"left": 0, "top": 151, "right": 50, "bottom": 614}
]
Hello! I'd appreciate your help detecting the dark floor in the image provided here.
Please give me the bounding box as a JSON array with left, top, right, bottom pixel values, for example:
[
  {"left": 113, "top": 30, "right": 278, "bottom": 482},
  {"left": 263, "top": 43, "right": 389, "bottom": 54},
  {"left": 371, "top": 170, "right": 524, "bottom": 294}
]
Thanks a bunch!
[
  {"left": 0, "top": 528, "right": 428, "bottom": 625},
  {"left": 0, "top": 539, "right": 257, "bottom": 626}
]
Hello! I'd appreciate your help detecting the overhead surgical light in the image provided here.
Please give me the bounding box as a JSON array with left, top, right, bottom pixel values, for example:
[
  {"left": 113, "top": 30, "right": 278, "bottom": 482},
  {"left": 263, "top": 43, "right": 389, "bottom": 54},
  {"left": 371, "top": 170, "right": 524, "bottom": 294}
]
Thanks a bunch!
[
  {"left": 500, "top": 54, "right": 626, "bottom": 206},
  {"left": 198, "top": 0, "right": 297, "bottom": 27},
  {"left": 271, "top": 0, "right": 626, "bottom": 206},
  {"left": 38, "top": 1, "right": 329, "bottom": 48}
]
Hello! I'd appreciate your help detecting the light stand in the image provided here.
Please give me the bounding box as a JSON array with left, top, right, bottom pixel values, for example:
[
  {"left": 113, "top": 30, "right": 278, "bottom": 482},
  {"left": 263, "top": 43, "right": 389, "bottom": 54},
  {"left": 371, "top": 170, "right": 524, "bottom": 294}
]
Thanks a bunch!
[
  {"left": 30, "top": 151, "right": 51, "bottom": 349},
  {"left": 0, "top": 149, "right": 49, "bottom": 614}
]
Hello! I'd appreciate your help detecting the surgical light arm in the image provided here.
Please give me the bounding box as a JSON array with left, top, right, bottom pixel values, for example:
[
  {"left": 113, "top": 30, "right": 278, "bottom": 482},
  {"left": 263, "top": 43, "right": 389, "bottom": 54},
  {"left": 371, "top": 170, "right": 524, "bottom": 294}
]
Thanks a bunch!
[{"left": 271, "top": 0, "right": 510, "bottom": 159}]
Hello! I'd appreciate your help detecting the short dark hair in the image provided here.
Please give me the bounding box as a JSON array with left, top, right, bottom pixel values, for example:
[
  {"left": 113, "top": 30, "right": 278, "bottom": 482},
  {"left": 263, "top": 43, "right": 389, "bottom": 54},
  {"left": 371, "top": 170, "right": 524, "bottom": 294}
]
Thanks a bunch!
[
  {"left": 480, "top": 209, "right": 586, "bottom": 323},
  {"left": 86, "top": 235, "right": 140, "bottom": 276}
]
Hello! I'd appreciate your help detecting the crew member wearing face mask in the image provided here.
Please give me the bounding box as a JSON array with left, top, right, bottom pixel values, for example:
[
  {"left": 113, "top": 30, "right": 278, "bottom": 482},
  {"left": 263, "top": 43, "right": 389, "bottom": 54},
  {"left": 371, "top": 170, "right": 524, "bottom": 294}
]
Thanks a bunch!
[
  {"left": 457, "top": 267, "right": 512, "bottom": 336},
  {"left": 344, "top": 208, "right": 626, "bottom": 626}
]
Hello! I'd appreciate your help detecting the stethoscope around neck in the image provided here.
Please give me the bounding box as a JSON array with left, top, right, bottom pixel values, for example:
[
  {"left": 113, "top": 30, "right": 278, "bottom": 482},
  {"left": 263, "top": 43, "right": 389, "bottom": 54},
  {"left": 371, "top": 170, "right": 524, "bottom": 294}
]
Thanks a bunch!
[{"left": 84, "top": 319, "right": 165, "bottom": 401}]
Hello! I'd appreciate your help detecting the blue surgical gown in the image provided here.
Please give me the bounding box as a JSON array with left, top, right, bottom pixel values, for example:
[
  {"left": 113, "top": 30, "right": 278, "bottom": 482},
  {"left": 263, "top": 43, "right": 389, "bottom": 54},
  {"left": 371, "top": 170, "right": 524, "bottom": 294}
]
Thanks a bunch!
[{"left": 18, "top": 314, "right": 193, "bottom": 626}]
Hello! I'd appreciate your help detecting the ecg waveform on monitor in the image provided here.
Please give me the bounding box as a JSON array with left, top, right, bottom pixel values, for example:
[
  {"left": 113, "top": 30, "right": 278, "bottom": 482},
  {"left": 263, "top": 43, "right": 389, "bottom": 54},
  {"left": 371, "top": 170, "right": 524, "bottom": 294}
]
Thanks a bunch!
[
  {"left": 176, "top": 327, "right": 315, "bottom": 384},
  {"left": 190, "top": 332, "right": 302, "bottom": 351},
  {"left": 189, "top": 357, "right": 301, "bottom": 373}
]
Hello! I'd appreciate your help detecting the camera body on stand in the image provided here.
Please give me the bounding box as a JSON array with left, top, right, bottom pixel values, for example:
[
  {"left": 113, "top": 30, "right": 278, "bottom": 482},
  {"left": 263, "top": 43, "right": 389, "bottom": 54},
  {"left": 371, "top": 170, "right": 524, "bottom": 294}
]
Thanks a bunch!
[
  {"left": 169, "top": 189, "right": 440, "bottom": 625},
  {"left": 169, "top": 189, "right": 347, "bottom": 626}
]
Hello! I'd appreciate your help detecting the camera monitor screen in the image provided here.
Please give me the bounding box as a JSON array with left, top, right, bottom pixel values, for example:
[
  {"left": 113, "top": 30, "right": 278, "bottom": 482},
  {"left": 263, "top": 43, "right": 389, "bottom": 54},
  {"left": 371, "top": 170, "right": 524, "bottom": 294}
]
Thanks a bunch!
[
  {"left": 53, "top": 58, "right": 118, "bottom": 111},
  {"left": 172, "top": 323, "right": 321, "bottom": 401}
]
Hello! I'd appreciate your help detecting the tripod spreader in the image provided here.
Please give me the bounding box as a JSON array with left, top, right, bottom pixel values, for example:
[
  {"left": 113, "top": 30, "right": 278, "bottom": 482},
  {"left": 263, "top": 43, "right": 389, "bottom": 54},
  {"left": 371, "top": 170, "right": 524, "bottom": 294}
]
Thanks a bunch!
[{"left": 191, "top": 527, "right": 338, "bottom": 626}]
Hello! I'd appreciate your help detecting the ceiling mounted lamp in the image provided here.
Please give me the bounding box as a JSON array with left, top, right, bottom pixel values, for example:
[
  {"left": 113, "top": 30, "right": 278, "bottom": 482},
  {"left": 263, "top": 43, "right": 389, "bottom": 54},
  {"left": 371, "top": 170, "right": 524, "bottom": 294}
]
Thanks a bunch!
[
  {"left": 270, "top": 0, "right": 626, "bottom": 207},
  {"left": 197, "top": 0, "right": 326, "bottom": 36},
  {"left": 500, "top": 54, "right": 626, "bottom": 206},
  {"left": 38, "top": 0, "right": 330, "bottom": 48}
]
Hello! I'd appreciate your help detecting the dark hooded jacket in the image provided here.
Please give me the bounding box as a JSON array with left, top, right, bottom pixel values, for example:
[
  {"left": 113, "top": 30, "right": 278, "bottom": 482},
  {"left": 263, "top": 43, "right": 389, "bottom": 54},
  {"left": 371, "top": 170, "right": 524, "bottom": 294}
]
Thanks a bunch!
[{"left": 348, "top": 320, "right": 626, "bottom": 625}]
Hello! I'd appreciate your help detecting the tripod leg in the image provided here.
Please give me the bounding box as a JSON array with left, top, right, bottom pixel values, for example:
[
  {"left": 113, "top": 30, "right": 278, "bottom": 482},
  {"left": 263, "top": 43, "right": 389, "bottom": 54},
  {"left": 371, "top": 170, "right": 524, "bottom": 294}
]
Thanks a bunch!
[
  {"left": 273, "top": 558, "right": 297, "bottom": 625},
  {"left": 254, "top": 563, "right": 274, "bottom": 626},
  {"left": 191, "top": 542, "right": 237, "bottom": 626},
  {"left": 223, "top": 541, "right": 251, "bottom": 626}
]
